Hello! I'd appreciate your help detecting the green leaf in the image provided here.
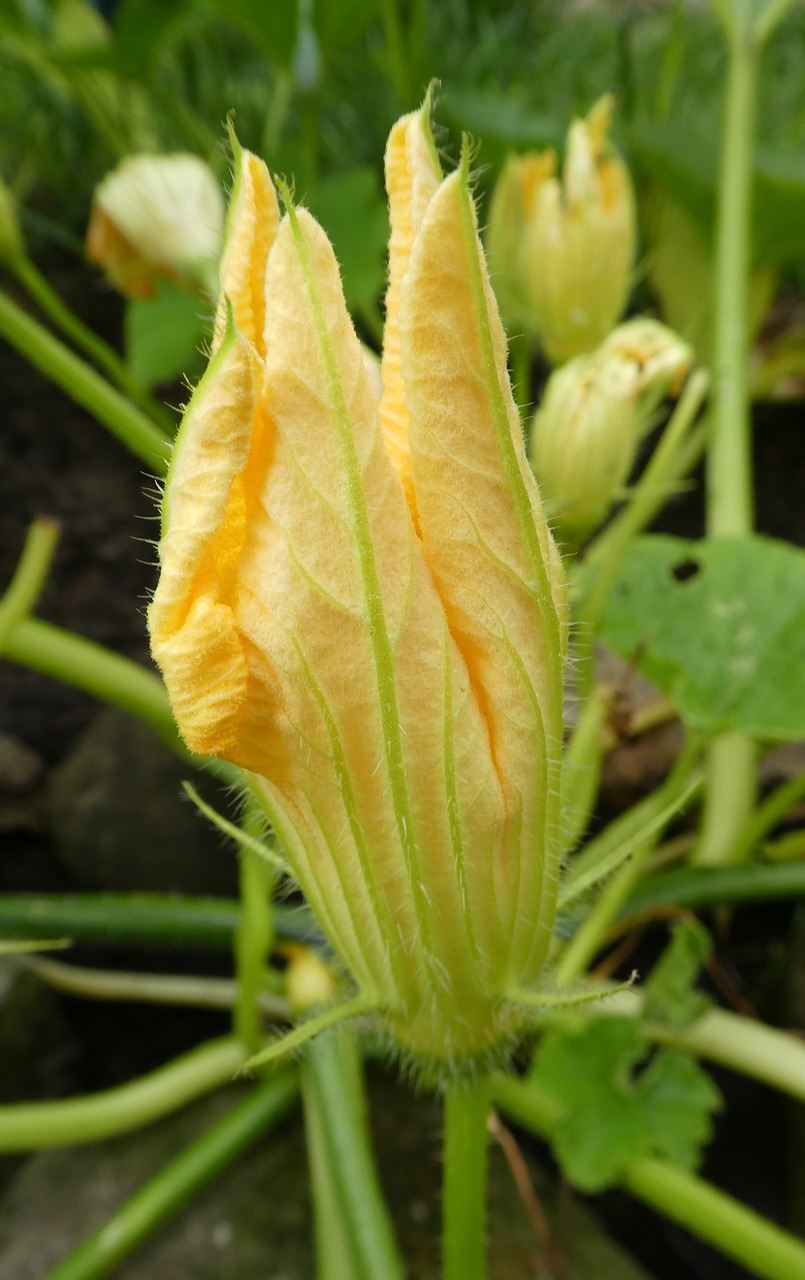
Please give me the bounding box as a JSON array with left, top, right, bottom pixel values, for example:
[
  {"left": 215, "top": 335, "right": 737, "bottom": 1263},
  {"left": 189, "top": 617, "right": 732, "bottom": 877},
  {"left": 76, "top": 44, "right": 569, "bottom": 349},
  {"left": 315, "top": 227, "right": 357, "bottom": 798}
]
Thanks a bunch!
[
  {"left": 206, "top": 0, "right": 298, "bottom": 67},
  {"left": 530, "top": 1018, "right": 721, "bottom": 1192},
  {"left": 444, "top": 87, "right": 562, "bottom": 150},
  {"left": 642, "top": 921, "right": 712, "bottom": 1029},
  {"left": 124, "top": 281, "right": 209, "bottom": 390},
  {"left": 309, "top": 167, "right": 388, "bottom": 317},
  {"left": 628, "top": 119, "right": 716, "bottom": 245},
  {"left": 598, "top": 534, "right": 805, "bottom": 741},
  {"left": 637, "top": 1051, "right": 722, "bottom": 1170},
  {"left": 630, "top": 120, "right": 805, "bottom": 269},
  {"left": 754, "top": 150, "right": 805, "bottom": 266},
  {"left": 109, "top": 0, "right": 189, "bottom": 77},
  {"left": 311, "top": 0, "right": 381, "bottom": 60}
]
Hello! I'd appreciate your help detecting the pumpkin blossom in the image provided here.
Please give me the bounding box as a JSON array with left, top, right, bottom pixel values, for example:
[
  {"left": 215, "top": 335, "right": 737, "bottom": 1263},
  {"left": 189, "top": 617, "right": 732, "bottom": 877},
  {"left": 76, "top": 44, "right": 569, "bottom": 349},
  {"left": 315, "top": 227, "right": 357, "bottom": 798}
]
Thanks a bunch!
[
  {"left": 86, "top": 153, "right": 224, "bottom": 299},
  {"left": 148, "top": 102, "right": 567, "bottom": 1067},
  {"left": 486, "top": 95, "right": 636, "bottom": 364}
]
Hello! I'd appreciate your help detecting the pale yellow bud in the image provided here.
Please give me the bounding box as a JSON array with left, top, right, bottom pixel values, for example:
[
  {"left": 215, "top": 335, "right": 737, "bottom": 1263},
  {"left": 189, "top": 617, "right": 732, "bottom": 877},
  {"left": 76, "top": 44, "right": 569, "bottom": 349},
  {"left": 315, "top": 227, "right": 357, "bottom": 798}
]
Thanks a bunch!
[
  {"left": 520, "top": 95, "right": 637, "bottom": 364},
  {"left": 529, "top": 318, "right": 692, "bottom": 543},
  {"left": 286, "top": 946, "right": 337, "bottom": 1014},
  {"left": 597, "top": 317, "right": 693, "bottom": 397},
  {"left": 485, "top": 152, "right": 554, "bottom": 333},
  {"left": 86, "top": 153, "right": 224, "bottom": 298}
]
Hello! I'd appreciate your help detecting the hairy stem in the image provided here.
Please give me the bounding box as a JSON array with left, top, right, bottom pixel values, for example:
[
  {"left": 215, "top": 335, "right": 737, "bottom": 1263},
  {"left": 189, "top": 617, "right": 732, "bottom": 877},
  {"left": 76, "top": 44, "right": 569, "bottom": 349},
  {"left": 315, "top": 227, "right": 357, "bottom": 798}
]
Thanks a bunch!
[{"left": 443, "top": 1077, "right": 490, "bottom": 1280}]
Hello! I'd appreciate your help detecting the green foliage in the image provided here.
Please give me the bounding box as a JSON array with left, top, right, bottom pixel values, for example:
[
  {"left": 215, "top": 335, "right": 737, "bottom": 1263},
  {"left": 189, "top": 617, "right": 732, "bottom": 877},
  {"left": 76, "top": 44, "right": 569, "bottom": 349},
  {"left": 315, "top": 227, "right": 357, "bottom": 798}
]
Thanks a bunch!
[
  {"left": 124, "top": 282, "right": 209, "bottom": 391},
  {"left": 599, "top": 534, "right": 805, "bottom": 741},
  {"left": 530, "top": 1017, "right": 722, "bottom": 1192},
  {"left": 642, "top": 920, "right": 712, "bottom": 1029}
]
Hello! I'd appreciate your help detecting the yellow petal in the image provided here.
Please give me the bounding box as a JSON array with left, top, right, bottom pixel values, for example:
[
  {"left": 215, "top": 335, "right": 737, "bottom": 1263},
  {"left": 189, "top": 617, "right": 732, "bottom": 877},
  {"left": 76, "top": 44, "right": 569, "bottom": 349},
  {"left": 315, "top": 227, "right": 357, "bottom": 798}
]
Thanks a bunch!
[
  {"left": 149, "top": 321, "right": 258, "bottom": 757},
  {"left": 213, "top": 139, "right": 280, "bottom": 356},
  {"left": 380, "top": 97, "right": 441, "bottom": 523},
  {"left": 249, "top": 203, "right": 510, "bottom": 1018},
  {"left": 399, "top": 157, "right": 567, "bottom": 983}
]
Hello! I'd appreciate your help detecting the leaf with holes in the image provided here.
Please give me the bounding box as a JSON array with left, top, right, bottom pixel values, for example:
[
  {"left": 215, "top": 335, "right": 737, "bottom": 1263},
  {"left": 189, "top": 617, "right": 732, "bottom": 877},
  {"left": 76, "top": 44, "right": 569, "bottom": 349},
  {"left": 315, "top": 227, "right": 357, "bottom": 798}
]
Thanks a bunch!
[{"left": 598, "top": 534, "right": 805, "bottom": 741}]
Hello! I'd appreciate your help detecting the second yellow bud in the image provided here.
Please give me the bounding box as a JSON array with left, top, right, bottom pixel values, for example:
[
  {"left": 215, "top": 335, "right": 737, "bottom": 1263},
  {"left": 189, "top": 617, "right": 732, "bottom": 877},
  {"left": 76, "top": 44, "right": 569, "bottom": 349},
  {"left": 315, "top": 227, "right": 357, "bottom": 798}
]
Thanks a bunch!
[{"left": 487, "top": 96, "right": 637, "bottom": 364}]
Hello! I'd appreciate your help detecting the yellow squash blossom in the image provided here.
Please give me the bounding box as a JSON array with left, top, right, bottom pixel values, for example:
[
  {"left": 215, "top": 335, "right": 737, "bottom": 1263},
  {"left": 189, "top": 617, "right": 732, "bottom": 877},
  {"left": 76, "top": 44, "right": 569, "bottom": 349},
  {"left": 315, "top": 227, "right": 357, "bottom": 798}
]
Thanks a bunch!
[
  {"left": 149, "top": 103, "right": 567, "bottom": 1068},
  {"left": 487, "top": 96, "right": 636, "bottom": 364},
  {"left": 86, "top": 153, "right": 224, "bottom": 299}
]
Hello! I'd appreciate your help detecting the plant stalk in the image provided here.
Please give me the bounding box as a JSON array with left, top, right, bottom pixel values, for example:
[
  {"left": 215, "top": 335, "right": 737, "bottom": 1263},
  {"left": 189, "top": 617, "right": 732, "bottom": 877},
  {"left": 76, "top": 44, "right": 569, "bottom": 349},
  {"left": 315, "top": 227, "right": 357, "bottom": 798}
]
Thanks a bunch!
[
  {"left": 491, "top": 1072, "right": 805, "bottom": 1280},
  {"left": 0, "top": 892, "right": 316, "bottom": 950},
  {"left": 302, "top": 1029, "right": 406, "bottom": 1280},
  {"left": 39, "top": 1070, "right": 299, "bottom": 1280},
  {"left": 576, "top": 371, "right": 708, "bottom": 699},
  {"left": 697, "top": 12, "right": 758, "bottom": 866},
  {"left": 443, "top": 1076, "right": 490, "bottom": 1280},
  {"left": 0, "top": 1038, "right": 245, "bottom": 1151},
  {"left": 10, "top": 253, "right": 174, "bottom": 429},
  {"left": 234, "top": 797, "right": 276, "bottom": 1053},
  {"left": 0, "top": 290, "right": 170, "bottom": 473}
]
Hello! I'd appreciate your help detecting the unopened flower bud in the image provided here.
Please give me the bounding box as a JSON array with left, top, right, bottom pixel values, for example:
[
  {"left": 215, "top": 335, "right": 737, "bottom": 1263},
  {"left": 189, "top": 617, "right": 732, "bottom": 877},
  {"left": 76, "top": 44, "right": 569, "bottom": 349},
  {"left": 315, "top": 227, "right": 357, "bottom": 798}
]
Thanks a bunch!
[
  {"left": 286, "top": 946, "right": 337, "bottom": 1014},
  {"left": 597, "top": 317, "right": 693, "bottom": 397},
  {"left": 485, "top": 151, "right": 554, "bottom": 334},
  {"left": 86, "top": 153, "right": 224, "bottom": 298},
  {"left": 519, "top": 96, "right": 636, "bottom": 363},
  {"left": 529, "top": 318, "right": 692, "bottom": 543}
]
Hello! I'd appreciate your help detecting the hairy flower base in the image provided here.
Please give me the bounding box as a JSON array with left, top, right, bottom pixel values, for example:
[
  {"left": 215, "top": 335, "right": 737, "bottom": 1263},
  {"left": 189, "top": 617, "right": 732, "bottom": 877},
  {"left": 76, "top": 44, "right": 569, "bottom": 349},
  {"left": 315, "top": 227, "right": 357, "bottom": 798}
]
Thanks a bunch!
[{"left": 381, "top": 1000, "right": 530, "bottom": 1079}]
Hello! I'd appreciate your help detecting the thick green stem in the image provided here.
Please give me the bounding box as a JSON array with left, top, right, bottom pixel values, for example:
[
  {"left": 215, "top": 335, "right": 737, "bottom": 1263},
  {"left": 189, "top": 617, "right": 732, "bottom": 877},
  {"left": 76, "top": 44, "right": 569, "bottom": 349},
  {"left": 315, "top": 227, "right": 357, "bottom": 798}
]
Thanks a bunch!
[
  {"left": 491, "top": 1073, "right": 805, "bottom": 1280},
  {"left": 2, "top": 615, "right": 181, "bottom": 752},
  {"left": 621, "top": 1158, "right": 805, "bottom": 1280},
  {"left": 302, "top": 1030, "right": 405, "bottom": 1280},
  {"left": 10, "top": 254, "right": 174, "bottom": 430},
  {"left": 0, "top": 1038, "right": 245, "bottom": 1151},
  {"left": 698, "top": 13, "right": 758, "bottom": 866},
  {"left": 0, "top": 518, "right": 60, "bottom": 647},
  {"left": 443, "top": 1077, "right": 490, "bottom": 1280},
  {"left": 752, "top": 0, "right": 799, "bottom": 45},
  {"left": 622, "top": 858, "right": 805, "bottom": 918},
  {"left": 582, "top": 417, "right": 708, "bottom": 578},
  {"left": 26, "top": 954, "right": 289, "bottom": 1020},
  {"left": 234, "top": 797, "right": 276, "bottom": 1052},
  {"left": 593, "top": 987, "right": 805, "bottom": 1105},
  {"left": 0, "top": 289, "right": 170, "bottom": 473},
  {"left": 39, "top": 1070, "right": 299, "bottom": 1280},
  {"left": 0, "top": 892, "right": 316, "bottom": 950},
  {"left": 576, "top": 372, "right": 708, "bottom": 699}
]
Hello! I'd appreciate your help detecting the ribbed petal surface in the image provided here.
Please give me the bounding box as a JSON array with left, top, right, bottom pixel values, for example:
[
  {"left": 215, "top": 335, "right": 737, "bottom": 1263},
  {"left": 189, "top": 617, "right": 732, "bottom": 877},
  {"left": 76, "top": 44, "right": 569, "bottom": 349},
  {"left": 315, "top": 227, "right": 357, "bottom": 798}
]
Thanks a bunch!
[{"left": 399, "top": 165, "right": 567, "bottom": 984}]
